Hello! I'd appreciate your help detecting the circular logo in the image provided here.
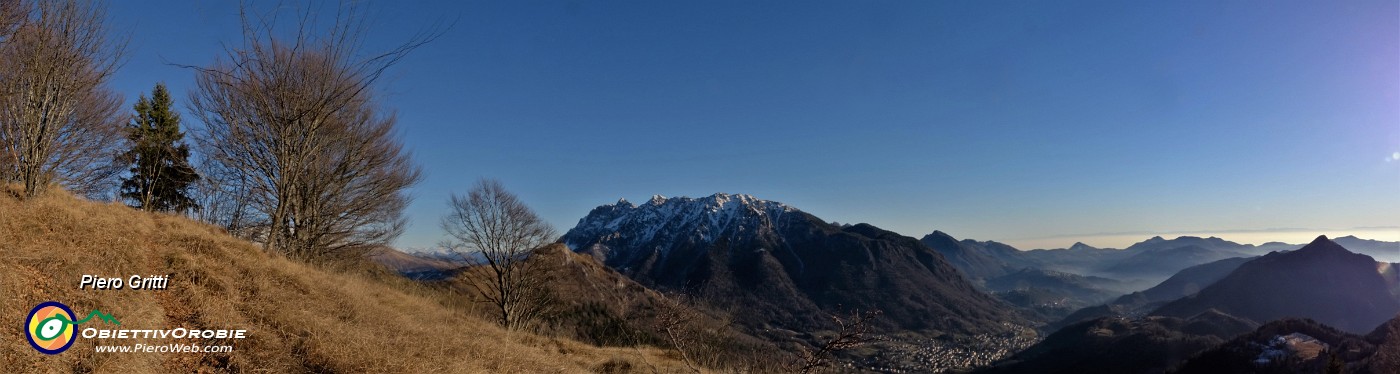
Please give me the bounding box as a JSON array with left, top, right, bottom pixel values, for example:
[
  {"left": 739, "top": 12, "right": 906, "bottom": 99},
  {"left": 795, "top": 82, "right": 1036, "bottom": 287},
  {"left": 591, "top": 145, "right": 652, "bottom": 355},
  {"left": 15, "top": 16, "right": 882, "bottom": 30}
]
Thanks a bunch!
[{"left": 25, "top": 301, "right": 77, "bottom": 355}]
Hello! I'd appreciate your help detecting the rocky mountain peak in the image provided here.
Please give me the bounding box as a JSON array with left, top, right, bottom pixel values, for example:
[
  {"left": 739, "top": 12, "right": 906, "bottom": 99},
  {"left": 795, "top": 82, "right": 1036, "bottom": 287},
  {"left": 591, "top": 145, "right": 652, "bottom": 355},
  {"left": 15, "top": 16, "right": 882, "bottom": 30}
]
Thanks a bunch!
[{"left": 562, "top": 193, "right": 798, "bottom": 255}]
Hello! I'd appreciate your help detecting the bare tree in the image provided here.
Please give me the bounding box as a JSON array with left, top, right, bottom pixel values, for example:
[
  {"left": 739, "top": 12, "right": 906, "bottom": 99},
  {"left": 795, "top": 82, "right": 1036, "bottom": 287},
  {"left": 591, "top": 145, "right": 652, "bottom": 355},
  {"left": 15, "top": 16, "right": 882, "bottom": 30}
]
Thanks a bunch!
[
  {"left": 190, "top": 156, "right": 257, "bottom": 236},
  {"left": 0, "top": 0, "right": 126, "bottom": 198},
  {"left": 653, "top": 293, "right": 710, "bottom": 373},
  {"left": 442, "top": 179, "right": 558, "bottom": 330},
  {"left": 793, "top": 309, "right": 882, "bottom": 374},
  {"left": 649, "top": 291, "right": 770, "bottom": 373},
  {"left": 0, "top": 0, "right": 23, "bottom": 42},
  {"left": 187, "top": 2, "right": 433, "bottom": 261}
]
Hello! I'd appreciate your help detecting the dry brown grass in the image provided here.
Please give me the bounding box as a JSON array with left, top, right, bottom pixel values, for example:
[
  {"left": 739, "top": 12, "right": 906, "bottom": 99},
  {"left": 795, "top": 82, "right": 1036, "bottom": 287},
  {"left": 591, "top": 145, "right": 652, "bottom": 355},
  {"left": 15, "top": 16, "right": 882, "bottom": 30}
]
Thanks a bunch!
[{"left": 0, "top": 186, "right": 693, "bottom": 373}]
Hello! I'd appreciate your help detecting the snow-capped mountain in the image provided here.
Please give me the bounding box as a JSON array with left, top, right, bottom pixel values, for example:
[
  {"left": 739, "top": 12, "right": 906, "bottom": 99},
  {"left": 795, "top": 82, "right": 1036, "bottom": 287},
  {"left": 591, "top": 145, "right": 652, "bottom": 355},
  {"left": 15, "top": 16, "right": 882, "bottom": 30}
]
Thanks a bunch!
[
  {"left": 561, "top": 193, "right": 1023, "bottom": 336},
  {"left": 563, "top": 193, "right": 797, "bottom": 264}
]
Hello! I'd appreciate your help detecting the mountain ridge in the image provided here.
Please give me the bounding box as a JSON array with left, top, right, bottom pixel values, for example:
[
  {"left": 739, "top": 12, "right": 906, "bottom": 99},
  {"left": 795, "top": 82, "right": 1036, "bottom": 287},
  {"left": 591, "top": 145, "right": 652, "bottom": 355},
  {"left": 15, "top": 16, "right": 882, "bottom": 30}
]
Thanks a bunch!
[
  {"left": 561, "top": 193, "right": 1026, "bottom": 337},
  {"left": 1151, "top": 235, "right": 1400, "bottom": 334}
]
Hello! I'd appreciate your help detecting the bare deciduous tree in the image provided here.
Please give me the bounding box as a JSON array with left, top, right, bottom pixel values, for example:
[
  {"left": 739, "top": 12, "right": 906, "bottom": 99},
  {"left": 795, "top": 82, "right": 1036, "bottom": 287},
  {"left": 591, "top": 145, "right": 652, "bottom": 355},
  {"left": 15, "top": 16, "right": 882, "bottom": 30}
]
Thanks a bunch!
[
  {"left": 793, "top": 309, "right": 882, "bottom": 374},
  {"left": 442, "top": 179, "right": 558, "bottom": 331},
  {"left": 0, "top": 0, "right": 23, "bottom": 42},
  {"left": 187, "top": 2, "right": 433, "bottom": 261},
  {"left": 649, "top": 292, "right": 761, "bottom": 373},
  {"left": 0, "top": 0, "right": 126, "bottom": 198},
  {"left": 653, "top": 293, "right": 710, "bottom": 373},
  {"left": 191, "top": 156, "right": 257, "bottom": 236}
]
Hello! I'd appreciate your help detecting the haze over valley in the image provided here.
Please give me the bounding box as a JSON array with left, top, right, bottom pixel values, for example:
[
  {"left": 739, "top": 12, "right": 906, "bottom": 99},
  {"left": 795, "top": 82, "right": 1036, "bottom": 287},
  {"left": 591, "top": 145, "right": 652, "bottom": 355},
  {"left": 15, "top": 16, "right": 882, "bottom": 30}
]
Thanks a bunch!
[{"left": 2, "top": 0, "right": 1396, "bottom": 373}]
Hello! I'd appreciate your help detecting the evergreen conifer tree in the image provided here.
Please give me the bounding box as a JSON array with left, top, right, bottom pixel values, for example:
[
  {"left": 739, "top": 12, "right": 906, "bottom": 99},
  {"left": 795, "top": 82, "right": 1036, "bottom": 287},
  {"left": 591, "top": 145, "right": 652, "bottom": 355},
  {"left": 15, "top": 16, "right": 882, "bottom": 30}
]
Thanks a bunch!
[
  {"left": 1326, "top": 351, "right": 1344, "bottom": 374},
  {"left": 118, "top": 83, "right": 199, "bottom": 212}
]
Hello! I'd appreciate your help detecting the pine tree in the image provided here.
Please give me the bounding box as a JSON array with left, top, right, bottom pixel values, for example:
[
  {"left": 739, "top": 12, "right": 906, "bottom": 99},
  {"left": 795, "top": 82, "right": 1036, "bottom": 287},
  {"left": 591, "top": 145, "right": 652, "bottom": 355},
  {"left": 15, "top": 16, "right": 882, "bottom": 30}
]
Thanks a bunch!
[
  {"left": 1326, "top": 351, "right": 1344, "bottom": 374},
  {"left": 118, "top": 83, "right": 200, "bottom": 213}
]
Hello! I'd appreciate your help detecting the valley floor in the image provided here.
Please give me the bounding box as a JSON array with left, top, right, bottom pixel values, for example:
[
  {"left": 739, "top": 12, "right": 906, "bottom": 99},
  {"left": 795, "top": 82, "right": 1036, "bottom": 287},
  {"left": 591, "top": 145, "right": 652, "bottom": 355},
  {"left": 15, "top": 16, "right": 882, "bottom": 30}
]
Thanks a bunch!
[{"left": 852, "top": 324, "right": 1039, "bottom": 373}]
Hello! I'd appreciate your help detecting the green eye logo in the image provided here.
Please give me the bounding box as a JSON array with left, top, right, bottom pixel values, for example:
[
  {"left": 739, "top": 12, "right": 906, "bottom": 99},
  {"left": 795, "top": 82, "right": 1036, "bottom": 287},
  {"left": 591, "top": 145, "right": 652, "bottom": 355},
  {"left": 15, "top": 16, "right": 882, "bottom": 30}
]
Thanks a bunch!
[
  {"left": 25, "top": 301, "right": 119, "bottom": 355},
  {"left": 25, "top": 302, "right": 76, "bottom": 354}
]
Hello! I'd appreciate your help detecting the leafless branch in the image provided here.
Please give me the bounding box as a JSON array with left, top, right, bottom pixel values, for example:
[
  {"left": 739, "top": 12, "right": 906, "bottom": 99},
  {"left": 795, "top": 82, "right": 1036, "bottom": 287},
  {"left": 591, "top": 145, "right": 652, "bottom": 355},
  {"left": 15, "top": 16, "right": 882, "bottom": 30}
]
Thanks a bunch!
[
  {"left": 794, "top": 308, "right": 883, "bottom": 374},
  {"left": 0, "top": 0, "right": 127, "bottom": 198},
  {"left": 442, "top": 179, "right": 559, "bottom": 330},
  {"left": 185, "top": 1, "right": 437, "bottom": 261}
]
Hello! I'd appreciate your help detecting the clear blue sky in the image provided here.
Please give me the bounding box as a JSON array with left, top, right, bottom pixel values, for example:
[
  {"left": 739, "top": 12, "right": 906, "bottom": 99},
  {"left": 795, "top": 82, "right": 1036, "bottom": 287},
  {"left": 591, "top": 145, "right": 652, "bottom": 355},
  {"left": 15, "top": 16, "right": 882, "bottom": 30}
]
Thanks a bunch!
[{"left": 105, "top": 1, "right": 1399, "bottom": 250}]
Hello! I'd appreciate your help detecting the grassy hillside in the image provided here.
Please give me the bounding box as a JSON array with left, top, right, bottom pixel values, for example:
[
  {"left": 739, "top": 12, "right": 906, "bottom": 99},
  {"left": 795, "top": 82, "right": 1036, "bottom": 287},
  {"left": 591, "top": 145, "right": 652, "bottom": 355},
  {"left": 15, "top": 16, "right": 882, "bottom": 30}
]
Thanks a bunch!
[
  {"left": 395, "top": 243, "right": 785, "bottom": 372},
  {"left": 0, "top": 187, "right": 690, "bottom": 373}
]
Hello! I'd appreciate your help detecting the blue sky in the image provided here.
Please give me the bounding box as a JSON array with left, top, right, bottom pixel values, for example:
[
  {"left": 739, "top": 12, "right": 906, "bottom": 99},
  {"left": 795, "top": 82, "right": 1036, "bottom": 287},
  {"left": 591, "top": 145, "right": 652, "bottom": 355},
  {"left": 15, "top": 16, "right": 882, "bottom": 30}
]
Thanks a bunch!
[{"left": 105, "top": 1, "right": 1398, "bottom": 250}]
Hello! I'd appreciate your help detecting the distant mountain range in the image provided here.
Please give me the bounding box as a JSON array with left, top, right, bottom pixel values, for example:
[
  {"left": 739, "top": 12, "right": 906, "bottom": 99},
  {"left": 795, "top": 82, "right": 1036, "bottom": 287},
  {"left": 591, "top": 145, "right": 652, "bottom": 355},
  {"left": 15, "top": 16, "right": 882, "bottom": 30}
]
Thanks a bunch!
[
  {"left": 366, "top": 247, "right": 461, "bottom": 280},
  {"left": 372, "top": 191, "right": 1400, "bottom": 373},
  {"left": 988, "top": 234, "right": 1400, "bottom": 373},
  {"left": 1053, "top": 236, "right": 1399, "bottom": 334},
  {"left": 928, "top": 231, "right": 1397, "bottom": 298},
  {"left": 1151, "top": 236, "right": 1400, "bottom": 334},
  {"left": 1331, "top": 235, "right": 1400, "bottom": 263},
  {"left": 561, "top": 193, "right": 1026, "bottom": 338},
  {"left": 554, "top": 194, "right": 1399, "bottom": 339},
  {"left": 923, "top": 232, "right": 1282, "bottom": 321},
  {"left": 1038, "top": 255, "right": 1258, "bottom": 331},
  {"left": 919, "top": 231, "right": 1037, "bottom": 281},
  {"left": 939, "top": 234, "right": 1268, "bottom": 281},
  {"left": 1100, "top": 236, "right": 1257, "bottom": 279}
]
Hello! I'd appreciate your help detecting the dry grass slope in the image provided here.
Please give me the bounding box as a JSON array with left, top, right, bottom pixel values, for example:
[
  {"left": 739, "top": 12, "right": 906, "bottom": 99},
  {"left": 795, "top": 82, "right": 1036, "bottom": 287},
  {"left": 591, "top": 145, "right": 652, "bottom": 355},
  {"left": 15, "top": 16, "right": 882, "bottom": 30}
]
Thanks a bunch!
[{"left": 0, "top": 187, "right": 692, "bottom": 373}]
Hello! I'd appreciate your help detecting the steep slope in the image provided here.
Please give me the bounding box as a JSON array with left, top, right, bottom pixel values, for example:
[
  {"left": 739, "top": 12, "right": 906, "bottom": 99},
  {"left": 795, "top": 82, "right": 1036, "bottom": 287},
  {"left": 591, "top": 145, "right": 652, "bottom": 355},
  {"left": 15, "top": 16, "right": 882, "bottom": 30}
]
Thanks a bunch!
[
  {"left": 1151, "top": 236, "right": 1400, "bottom": 334},
  {"left": 1334, "top": 235, "right": 1400, "bottom": 263},
  {"left": 920, "top": 231, "right": 1018, "bottom": 281},
  {"left": 0, "top": 188, "right": 689, "bottom": 373},
  {"left": 920, "top": 232, "right": 1124, "bottom": 319},
  {"left": 918, "top": 231, "right": 1045, "bottom": 282},
  {"left": 519, "top": 244, "right": 779, "bottom": 363},
  {"left": 1111, "top": 256, "right": 1255, "bottom": 308},
  {"left": 1361, "top": 315, "right": 1400, "bottom": 372},
  {"left": 561, "top": 193, "right": 1023, "bottom": 336}
]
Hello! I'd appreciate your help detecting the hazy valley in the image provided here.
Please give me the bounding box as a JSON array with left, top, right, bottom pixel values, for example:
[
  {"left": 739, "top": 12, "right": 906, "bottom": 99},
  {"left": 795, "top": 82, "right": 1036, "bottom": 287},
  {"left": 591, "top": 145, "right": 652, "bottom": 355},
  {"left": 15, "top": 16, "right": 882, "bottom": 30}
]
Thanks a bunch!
[
  {"left": 2, "top": 1, "right": 1394, "bottom": 373},
  {"left": 374, "top": 192, "right": 1400, "bottom": 373}
]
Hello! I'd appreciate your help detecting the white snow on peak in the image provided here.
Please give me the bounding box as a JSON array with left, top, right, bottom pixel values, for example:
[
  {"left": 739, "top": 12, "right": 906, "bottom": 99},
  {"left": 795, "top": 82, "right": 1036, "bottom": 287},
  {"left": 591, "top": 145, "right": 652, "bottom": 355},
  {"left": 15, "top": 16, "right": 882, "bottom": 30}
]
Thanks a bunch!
[{"left": 562, "top": 193, "right": 799, "bottom": 254}]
